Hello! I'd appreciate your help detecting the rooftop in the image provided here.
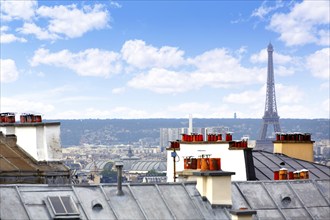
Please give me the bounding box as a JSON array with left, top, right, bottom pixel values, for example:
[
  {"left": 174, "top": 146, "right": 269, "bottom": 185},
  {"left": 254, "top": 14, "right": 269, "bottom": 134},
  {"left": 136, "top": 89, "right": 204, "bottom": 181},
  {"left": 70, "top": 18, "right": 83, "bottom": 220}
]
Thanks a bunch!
[
  {"left": 253, "top": 150, "right": 330, "bottom": 180},
  {"left": 1, "top": 179, "right": 329, "bottom": 219}
]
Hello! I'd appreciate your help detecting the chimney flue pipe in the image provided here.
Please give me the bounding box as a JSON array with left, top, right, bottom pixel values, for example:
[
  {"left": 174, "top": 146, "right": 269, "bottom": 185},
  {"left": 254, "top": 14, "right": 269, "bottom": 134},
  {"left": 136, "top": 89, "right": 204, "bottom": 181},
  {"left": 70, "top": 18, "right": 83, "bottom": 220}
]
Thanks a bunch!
[{"left": 115, "top": 161, "right": 124, "bottom": 196}]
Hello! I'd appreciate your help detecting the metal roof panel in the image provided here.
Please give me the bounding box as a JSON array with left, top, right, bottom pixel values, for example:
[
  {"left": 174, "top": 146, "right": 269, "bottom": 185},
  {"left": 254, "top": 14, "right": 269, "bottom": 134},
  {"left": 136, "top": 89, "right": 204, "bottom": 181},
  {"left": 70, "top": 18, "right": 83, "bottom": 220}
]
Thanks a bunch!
[
  {"left": 281, "top": 208, "right": 311, "bottom": 220},
  {"left": 130, "top": 185, "right": 173, "bottom": 219},
  {"left": 290, "top": 181, "right": 328, "bottom": 207},
  {"left": 0, "top": 187, "right": 29, "bottom": 220},
  {"left": 102, "top": 185, "right": 145, "bottom": 219},
  {"left": 264, "top": 182, "right": 303, "bottom": 209},
  {"left": 236, "top": 182, "right": 277, "bottom": 209},
  {"left": 158, "top": 184, "right": 204, "bottom": 219},
  {"left": 74, "top": 186, "right": 117, "bottom": 220}
]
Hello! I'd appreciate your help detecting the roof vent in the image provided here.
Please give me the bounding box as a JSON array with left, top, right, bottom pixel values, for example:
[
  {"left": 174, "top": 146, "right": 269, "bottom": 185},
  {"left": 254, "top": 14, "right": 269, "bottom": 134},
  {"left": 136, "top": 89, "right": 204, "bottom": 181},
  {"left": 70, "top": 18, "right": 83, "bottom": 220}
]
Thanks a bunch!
[
  {"left": 281, "top": 196, "right": 292, "bottom": 207},
  {"left": 91, "top": 199, "right": 103, "bottom": 211},
  {"left": 115, "top": 160, "right": 124, "bottom": 196}
]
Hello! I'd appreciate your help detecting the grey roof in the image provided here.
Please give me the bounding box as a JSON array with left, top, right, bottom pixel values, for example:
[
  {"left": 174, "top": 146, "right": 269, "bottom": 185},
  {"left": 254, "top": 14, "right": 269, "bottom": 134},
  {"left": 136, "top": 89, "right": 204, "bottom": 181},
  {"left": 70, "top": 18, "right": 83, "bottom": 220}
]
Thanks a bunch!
[
  {"left": 253, "top": 150, "right": 330, "bottom": 180},
  {"left": 1, "top": 179, "right": 329, "bottom": 220},
  {"left": 0, "top": 132, "right": 70, "bottom": 184},
  {"left": 130, "top": 160, "right": 167, "bottom": 172},
  {"left": 84, "top": 160, "right": 113, "bottom": 171}
]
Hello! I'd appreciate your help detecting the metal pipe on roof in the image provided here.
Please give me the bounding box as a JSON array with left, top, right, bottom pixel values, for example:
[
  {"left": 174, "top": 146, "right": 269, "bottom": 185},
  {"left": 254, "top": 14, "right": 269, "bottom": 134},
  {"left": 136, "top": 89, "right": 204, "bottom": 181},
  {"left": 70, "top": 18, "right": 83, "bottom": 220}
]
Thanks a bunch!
[{"left": 115, "top": 161, "right": 124, "bottom": 196}]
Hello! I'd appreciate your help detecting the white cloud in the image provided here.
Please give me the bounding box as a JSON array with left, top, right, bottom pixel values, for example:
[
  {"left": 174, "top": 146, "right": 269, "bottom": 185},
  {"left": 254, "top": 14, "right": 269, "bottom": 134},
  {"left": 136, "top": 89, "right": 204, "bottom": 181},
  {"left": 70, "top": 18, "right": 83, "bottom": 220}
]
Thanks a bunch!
[
  {"left": 35, "top": 4, "right": 109, "bottom": 39},
  {"left": 189, "top": 48, "right": 238, "bottom": 72},
  {"left": 0, "top": 26, "right": 27, "bottom": 43},
  {"left": 127, "top": 68, "right": 193, "bottom": 94},
  {"left": 251, "top": 1, "right": 285, "bottom": 19},
  {"left": 112, "top": 87, "right": 126, "bottom": 94},
  {"left": 30, "top": 48, "right": 122, "bottom": 77},
  {"left": 275, "top": 66, "right": 295, "bottom": 77},
  {"left": 306, "top": 48, "right": 330, "bottom": 79},
  {"left": 322, "top": 98, "right": 330, "bottom": 114},
  {"left": 189, "top": 48, "right": 265, "bottom": 85},
  {"left": 110, "top": 1, "right": 122, "bottom": 8},
  {"left": 276, "top": 84, "right": 304, "bottom": 104},
  {"left": 15, "top": 3, "right": 109, "bottom": 40},
  {"left": 250, "top": 48, "right": 294, "bottom": 64},
  {"left": 167, "top": 102, "right": 211, "bottom": 115},
  {"left": 0, "top": 97, "right": 54, "bottom": 114},
  {"left": 121, "top": 40, "right": 185, "bottom": 69},
  {"left": 222, "top": 84, "right": 304, "bottom": 117},
  {"left": 223, "top": 89, "right": 263, "bottom": 105},
  {"left": 268, "top": 0, "right": 330, "bottom": 46},
  {"left": 51, "top": 107, "right": 149, "bottom": 119},
  {"left": 0, "top": 0, "right": 37, "bottom": 21},
  {"left": 0, "top": 59, "right": 19, "bottom": 83},
  {"left": 279, "top": 104, "right": 313, "bottom": 118},
  {"left": 250, "top": 48, "right": 299, "bottom": 76},
  {"left": 320, "top": 82, "right": 329, "bottom": 90},
  {"left": 127, "top": 47, "right": 266, "bottom": 94},
  {"left": 18, "top": 22, "right": 59, "bottom": 40}
]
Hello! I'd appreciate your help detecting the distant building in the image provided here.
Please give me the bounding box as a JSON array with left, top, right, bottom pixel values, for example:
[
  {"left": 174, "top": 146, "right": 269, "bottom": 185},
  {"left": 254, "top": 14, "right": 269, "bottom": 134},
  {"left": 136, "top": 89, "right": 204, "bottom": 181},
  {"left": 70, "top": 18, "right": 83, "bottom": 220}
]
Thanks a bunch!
[
  {"left": 166, "top": 133, "right": 329, "bottom": 182},
  {"left": 159, "top": 127, "right": 187, "bottom": 148},
  {"left": 160, "top": 127, "right": 229, "bottom": 148}
]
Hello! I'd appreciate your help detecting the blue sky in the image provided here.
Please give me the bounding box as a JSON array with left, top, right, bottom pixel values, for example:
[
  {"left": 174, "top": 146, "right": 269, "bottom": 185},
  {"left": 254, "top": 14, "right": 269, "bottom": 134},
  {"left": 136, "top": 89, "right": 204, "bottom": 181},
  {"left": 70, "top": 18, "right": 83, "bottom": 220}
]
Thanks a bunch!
[{"left": 1, "top": 0, "right": 329, "bottom": 119}]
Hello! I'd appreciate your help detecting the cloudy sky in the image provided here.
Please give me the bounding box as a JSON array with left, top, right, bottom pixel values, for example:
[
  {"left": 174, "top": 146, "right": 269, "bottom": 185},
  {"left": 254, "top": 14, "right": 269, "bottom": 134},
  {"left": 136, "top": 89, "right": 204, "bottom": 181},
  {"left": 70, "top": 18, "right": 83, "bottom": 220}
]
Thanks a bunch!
[{"left": 0, "top": 0, "right": 329, "bottom": 119}]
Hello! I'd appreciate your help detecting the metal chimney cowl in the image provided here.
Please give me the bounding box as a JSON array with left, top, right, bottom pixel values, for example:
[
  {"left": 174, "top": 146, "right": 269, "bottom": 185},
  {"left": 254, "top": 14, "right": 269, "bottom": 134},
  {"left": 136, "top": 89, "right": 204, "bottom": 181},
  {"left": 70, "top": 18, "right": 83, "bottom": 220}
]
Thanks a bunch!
[{"left": 115, "top": 160, "right": 124, "bottom": 196}]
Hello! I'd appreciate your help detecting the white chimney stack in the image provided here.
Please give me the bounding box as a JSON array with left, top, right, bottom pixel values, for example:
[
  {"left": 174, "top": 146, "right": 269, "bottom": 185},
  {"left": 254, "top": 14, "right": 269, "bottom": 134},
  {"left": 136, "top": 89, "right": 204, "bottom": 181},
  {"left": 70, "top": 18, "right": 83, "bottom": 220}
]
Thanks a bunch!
[{"left": 193, "top": 170, "right": 235, "bottom": 206}]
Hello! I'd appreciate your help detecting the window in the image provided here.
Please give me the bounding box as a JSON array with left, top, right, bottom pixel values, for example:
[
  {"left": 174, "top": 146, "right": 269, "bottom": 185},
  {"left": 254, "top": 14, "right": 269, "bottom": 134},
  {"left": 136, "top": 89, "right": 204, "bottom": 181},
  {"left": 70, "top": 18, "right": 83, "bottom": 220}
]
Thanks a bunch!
[{"left": 47, "top": 196, "right": 80, "bottom": 219}]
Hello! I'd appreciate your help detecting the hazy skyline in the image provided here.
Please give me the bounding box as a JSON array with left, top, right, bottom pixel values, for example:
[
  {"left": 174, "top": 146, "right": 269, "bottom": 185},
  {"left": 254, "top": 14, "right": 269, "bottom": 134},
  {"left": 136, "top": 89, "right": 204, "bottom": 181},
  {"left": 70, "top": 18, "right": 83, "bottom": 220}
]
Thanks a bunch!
[{"left": 1, "top": 0, "right": 329, "bottom": 119}]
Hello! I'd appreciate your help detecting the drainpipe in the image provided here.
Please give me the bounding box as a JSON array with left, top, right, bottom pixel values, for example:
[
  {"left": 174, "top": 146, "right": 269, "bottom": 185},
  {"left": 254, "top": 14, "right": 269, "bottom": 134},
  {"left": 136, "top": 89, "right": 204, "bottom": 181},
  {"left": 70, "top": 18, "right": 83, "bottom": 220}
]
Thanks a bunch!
[{"left": 115, "top": 161, "right": 124, "bottom": 196}]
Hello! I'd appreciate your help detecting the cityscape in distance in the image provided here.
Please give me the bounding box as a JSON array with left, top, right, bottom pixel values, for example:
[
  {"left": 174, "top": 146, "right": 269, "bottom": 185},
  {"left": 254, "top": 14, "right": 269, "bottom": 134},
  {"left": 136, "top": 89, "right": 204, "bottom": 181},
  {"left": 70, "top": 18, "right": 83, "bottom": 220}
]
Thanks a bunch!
[
  {"left": 58, "top": 118, "right": 330, "bottom": 165},
  {"left": 58, "top": 118, "right": 330, "bottom": 147}
]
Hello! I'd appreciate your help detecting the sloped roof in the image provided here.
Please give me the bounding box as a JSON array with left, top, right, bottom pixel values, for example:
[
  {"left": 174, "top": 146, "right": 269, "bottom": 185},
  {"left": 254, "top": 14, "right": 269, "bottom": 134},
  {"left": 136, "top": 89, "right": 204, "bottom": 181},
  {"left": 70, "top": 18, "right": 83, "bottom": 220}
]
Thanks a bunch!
[
  {"left": 84, "top": 160, "right": 113, "bottom": 171},
  {"left": 1, "top": 179, "right": 329, "bottom": 220},
  {"left": 0, "top": 132, "right": 70, "bottom": 184},
  {"left": 253, "top": 150, "right": 330, "bottom": 180},
  {"left": 130, "top": 160, "right": 167, "bottom": 172}
]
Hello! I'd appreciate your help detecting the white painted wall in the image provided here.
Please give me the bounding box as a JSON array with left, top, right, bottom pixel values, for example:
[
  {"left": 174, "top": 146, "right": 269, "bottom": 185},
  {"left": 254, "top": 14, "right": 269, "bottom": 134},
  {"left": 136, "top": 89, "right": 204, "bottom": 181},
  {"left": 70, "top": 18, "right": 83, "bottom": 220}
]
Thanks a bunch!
[
  {"left": 16, "top": 126, "right": 39, "bottom": 160},
  {"left": 167, "top": 142, "right": 247, "bottom": 182},
  {"left": 1, "top": 123, "right": 62, "bottom": 161},
  {"left": 44, "top": 124, "right": 62, "bottom": 160}
]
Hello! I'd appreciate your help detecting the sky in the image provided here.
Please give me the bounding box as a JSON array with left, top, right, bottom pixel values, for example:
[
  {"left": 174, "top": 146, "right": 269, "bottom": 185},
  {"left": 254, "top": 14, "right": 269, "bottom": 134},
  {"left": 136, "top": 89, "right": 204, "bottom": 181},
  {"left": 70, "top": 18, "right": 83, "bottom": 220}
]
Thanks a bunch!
[{"left": 0, "top": 0, "right": 329, "bottom": 120}]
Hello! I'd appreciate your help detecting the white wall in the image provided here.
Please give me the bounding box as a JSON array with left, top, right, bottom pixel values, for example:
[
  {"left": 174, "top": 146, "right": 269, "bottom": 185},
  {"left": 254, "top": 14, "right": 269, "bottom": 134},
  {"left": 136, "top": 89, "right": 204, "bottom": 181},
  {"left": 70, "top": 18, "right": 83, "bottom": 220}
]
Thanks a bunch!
[
  {"left": 44, "top": 124, "right": 62, "bottom": 160},
  {"left": 1, "top": 123, "right": 62, "bottom": 161},
  {"left": 167, "top": 142, "right": 247, "bottom": 182},
  {"left": 16, "top": 126, "right": 39, "bottom": 160}
]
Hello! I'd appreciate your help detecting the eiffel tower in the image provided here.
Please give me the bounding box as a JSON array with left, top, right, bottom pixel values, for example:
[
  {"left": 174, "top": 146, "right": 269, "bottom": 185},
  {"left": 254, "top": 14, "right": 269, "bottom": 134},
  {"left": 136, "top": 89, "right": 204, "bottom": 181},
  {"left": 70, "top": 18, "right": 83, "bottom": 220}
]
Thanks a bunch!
[{"left": 255, "top": 43, "right": 281, "bottom": 151}]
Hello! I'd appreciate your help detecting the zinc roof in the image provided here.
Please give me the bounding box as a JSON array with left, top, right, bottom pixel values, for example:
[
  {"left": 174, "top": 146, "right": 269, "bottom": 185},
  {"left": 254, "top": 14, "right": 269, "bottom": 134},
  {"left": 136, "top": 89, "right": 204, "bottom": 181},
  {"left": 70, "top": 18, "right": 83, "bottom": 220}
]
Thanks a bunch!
[
  {"left": 253, "top": 150, "right": 330, "bottom": 180},
  {"left": 1, "top": 179, "right": 329, "bottom": 220}
]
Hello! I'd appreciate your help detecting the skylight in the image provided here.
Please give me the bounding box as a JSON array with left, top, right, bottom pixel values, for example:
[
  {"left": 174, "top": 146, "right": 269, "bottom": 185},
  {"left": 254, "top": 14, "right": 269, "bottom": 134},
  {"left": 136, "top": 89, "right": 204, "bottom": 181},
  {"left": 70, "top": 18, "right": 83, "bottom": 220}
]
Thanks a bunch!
[{"left": 47, "top": 196, "right": 80, "bottom": 219}]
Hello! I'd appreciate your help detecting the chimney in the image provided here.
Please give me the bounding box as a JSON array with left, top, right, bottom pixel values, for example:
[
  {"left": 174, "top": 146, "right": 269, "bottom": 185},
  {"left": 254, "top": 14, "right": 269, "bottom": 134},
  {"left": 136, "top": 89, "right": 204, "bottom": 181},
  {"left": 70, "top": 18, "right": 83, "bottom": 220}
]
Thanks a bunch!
[
  {"left": 0, "top": 118, "right": 62, "bottom": 161},
  {"left": 230, "top": 209, "right": 257, "bottom": 220},
  {"left": 273, "top": 133, "right": 314, "bottom": 162},
  {"left": 115, "top": 161, "right": 124, "bottom": 196},
  {"left": 188, "top": 114, "right": 193, "bottom": 134},
  {"left": 193, "top": 170, "right": 235, "bottom": 206}
]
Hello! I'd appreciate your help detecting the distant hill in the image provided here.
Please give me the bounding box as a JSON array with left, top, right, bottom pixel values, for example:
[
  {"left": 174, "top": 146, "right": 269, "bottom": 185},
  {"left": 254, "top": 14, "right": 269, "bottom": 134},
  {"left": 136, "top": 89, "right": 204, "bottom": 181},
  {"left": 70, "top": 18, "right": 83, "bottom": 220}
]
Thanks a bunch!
[{"left": 55, "top": 118, "right": 330, "bottom": 147}]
